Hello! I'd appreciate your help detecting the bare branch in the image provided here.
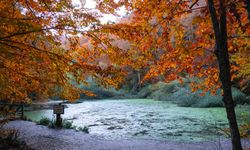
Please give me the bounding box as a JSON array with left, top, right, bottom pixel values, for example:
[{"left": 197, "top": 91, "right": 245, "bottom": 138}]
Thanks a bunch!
[{"left": 190, "top": 0, "right": 200, "bottom": 9}]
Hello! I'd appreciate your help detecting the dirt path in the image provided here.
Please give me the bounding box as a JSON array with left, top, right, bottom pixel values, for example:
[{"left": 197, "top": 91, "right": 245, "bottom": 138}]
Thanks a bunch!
[{"left": 5, "top": 121, "right": 250, "bottom": 150}]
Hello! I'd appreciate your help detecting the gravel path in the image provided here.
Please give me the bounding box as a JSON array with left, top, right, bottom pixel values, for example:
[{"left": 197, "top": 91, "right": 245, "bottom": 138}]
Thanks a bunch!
[{"left": 5, "top": 121, "right": 250, "bottom": 150}]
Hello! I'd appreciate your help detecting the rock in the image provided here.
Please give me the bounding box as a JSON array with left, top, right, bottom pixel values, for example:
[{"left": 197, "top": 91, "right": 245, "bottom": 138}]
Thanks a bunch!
[
  {"left": 134, "top": 130, "right": 148, "bottom": 136},
  {"left": 165, "top": 132, "right": 182, "bottom": 136},
  {"left": 88, "top": 124, "right": 99, "bottom": 127},
  {"left": 107, "top": 126, "right": 123, "bottom": 130}
]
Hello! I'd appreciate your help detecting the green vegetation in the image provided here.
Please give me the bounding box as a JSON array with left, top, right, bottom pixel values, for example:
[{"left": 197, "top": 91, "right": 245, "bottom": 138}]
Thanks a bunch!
[
  {"left": 137, "top": 79, "right": 248, "bottom": 108},
  {"left": 239, "top": 122, "right": 250, "bottom": 138},
  {"left": 75, "top": 77, "right": 248, "bottom": 108},
  {"left": 221, "top": 112, "right": 250, "bottom": 138},
  {"left": 0, "top": 127, "right": 32, "bottom": 150},
  {"left": 77, "top": 126, "right": 89, "bottom": 134},
  {"left": 36, "top": 118, "right": 89, "bottom": 133},
  {"left": 37, "top": 117, "right": 50, "bottom": 126},
  {"left": 66, "top": 75, "right": 249, "bottom": 108},
  {"left": 76, "top": 78, "right": 128, "bottom": 99},
  {"left": 62, "top": 120, "right": 74, "bottom": 129}
]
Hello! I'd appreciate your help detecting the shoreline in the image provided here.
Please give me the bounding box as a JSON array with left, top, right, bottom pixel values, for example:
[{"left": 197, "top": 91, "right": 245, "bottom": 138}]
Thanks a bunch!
[{"left": 4, "top": 120, "right": 250, "bottom": 150}]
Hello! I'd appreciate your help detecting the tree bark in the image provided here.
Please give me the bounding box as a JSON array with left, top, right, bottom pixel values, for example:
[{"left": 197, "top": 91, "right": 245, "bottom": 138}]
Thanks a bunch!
[
  {"left": 245, "top": 0, "right": 250, "bottom": 21},
  {"left": 207, "top": 0, "right": 243, "bottom": 150}
]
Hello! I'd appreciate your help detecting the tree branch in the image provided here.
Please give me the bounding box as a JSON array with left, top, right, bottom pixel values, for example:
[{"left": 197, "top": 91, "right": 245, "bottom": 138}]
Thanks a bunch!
[
  {"left": 190, "top": 0, "right": 200, "bottom": 9},
  {"left": 207, "top": 0, "right": 221, "bottom": 56}
]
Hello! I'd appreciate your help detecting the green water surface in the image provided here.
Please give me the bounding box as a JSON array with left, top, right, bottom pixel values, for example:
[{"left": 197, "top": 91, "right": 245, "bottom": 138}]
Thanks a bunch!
[{"left": 25, "top": 99, "right": 250, "bottom": 141}]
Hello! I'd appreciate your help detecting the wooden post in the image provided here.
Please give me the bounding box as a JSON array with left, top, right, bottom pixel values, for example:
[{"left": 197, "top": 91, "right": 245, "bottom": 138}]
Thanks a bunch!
[
  {"left": 56, "top": 113, "right": 62, "bottom": 128},
  {"left": 21, "top": 103, "right": 24, "bottom": 120},
  {"left": 53, "top": 103, "right": 64, "bottom": 128}
]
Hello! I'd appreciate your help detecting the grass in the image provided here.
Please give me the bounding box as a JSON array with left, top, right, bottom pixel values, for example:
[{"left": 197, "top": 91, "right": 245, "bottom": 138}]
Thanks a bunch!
[
  {"left": 220, "top": 121, "right": 250, "bottom": 138},
  {"left": 36, "top": 118, "right": 89, "bottom": 133},
  {"left": 77, "top": 126, "right": 89, "bottom": 134},
  {"left": 62, "top": 120, "right": 74, "bottom": 129},
  {"left": 37, "top": 117, "right": 50, "bottom": 126}
]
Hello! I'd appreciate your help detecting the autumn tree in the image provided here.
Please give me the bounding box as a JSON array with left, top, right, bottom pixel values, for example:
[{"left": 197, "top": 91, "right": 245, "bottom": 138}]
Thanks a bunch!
[
  {"left": 95, "top": 0, "right": 249, "bottom": 149},
  {"left": 0, "top": 0, "right": 125, "bottom": 104}
]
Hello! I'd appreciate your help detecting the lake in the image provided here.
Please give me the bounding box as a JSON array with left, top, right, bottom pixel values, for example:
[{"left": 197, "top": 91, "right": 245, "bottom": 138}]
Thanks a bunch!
[{"left": 25, "top": 99, "right": 250, "bottom": 141}]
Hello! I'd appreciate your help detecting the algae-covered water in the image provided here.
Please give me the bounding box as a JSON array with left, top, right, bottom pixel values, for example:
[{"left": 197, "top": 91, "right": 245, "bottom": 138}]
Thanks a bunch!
[{"left": 25, "top": 99, "right": 250, "bottom": 141}]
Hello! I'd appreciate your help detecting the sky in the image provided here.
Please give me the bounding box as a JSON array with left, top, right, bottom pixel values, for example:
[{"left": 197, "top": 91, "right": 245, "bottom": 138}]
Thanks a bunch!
[{"left": 72, "top": 0, "right": 127, "bottom": 24}]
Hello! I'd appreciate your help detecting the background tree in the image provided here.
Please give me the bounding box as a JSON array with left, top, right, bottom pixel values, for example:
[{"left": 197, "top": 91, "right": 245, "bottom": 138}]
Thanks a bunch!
[
  {"left": 95, "top": 0, "right": 250, "bottom": 149},
  {"left": 0, "top": 0, "right": 125, "bottom": 104}
]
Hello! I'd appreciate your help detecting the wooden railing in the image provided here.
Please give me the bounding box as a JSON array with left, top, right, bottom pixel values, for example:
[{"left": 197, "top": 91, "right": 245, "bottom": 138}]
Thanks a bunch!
[{"left": 0, "top": 103, "right": 26, "bottom": 120}]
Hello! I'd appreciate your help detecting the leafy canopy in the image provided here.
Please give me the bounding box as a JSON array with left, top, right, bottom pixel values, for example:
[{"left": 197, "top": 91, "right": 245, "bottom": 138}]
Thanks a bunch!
[
  {"left": 95, "top": 0, "right": 249, "bottom": 95},
  {"left": 0, "top": 0, "right": 125, "bottom": 103}
]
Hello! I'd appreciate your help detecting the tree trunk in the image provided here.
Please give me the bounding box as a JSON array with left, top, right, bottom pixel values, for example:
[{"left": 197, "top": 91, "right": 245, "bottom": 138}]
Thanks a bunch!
[
  {"left": 207, "top": 0, "right": 243, "bottom": 150},
  {"left": 138, "top": 71, "right": 141, "bottom": 90},
  {"left": 245, "top": 0, "right": 250, "bottom": 21}
]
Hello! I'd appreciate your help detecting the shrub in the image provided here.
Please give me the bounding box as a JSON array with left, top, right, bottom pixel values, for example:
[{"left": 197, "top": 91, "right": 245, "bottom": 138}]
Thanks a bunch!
[
  {"left": 232, "top": 88, "right": 247, "bottom": 104},
  {"left": 0, "top": 129, "right": 19, "bottom": 145},
  {"left": 77, "top": 126, "right": 89, "bottom": 134},
  {"left": 139, "top": 79, "right": 247, "bottom": 108},
  {"left": 239, "top": 122, "right": 250, "bottom": 138},
  {"left": 0, "top": 128, "right": 33, "bottom": 150},
  {"left": 37, "top": 118, "right": 77, "bottom": 130},
  {"left": 48, "top": 120, "right": 56, "bottom": 128},
  {"left": 221, "top": 113, "right": 250, "bottom": 138},
  {"left": 37, "top": 117, "right": 50, "bottom": 126},
  {"left": 138, "top": 81, "right": 181, "bottom": 99},
  {"left": 62, "top": 120, "right": 74, "bottom": 129}
]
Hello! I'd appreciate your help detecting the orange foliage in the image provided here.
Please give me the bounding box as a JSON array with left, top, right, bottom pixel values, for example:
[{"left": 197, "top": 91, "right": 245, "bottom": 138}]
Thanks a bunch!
[
  {"left": 1, "top": 0, "right": 249, "bottom": 104},
  {"left": 0, "top": 0, "right": 125, "bottom": 103},
  {"left": 96, "top": 0, "right": 249, "bottom": 93}
]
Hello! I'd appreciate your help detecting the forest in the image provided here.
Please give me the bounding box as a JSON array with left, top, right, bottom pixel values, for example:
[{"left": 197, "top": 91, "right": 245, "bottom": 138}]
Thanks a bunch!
[{"left": 0, "top": 0, "right": 249, "bottom": 150}]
